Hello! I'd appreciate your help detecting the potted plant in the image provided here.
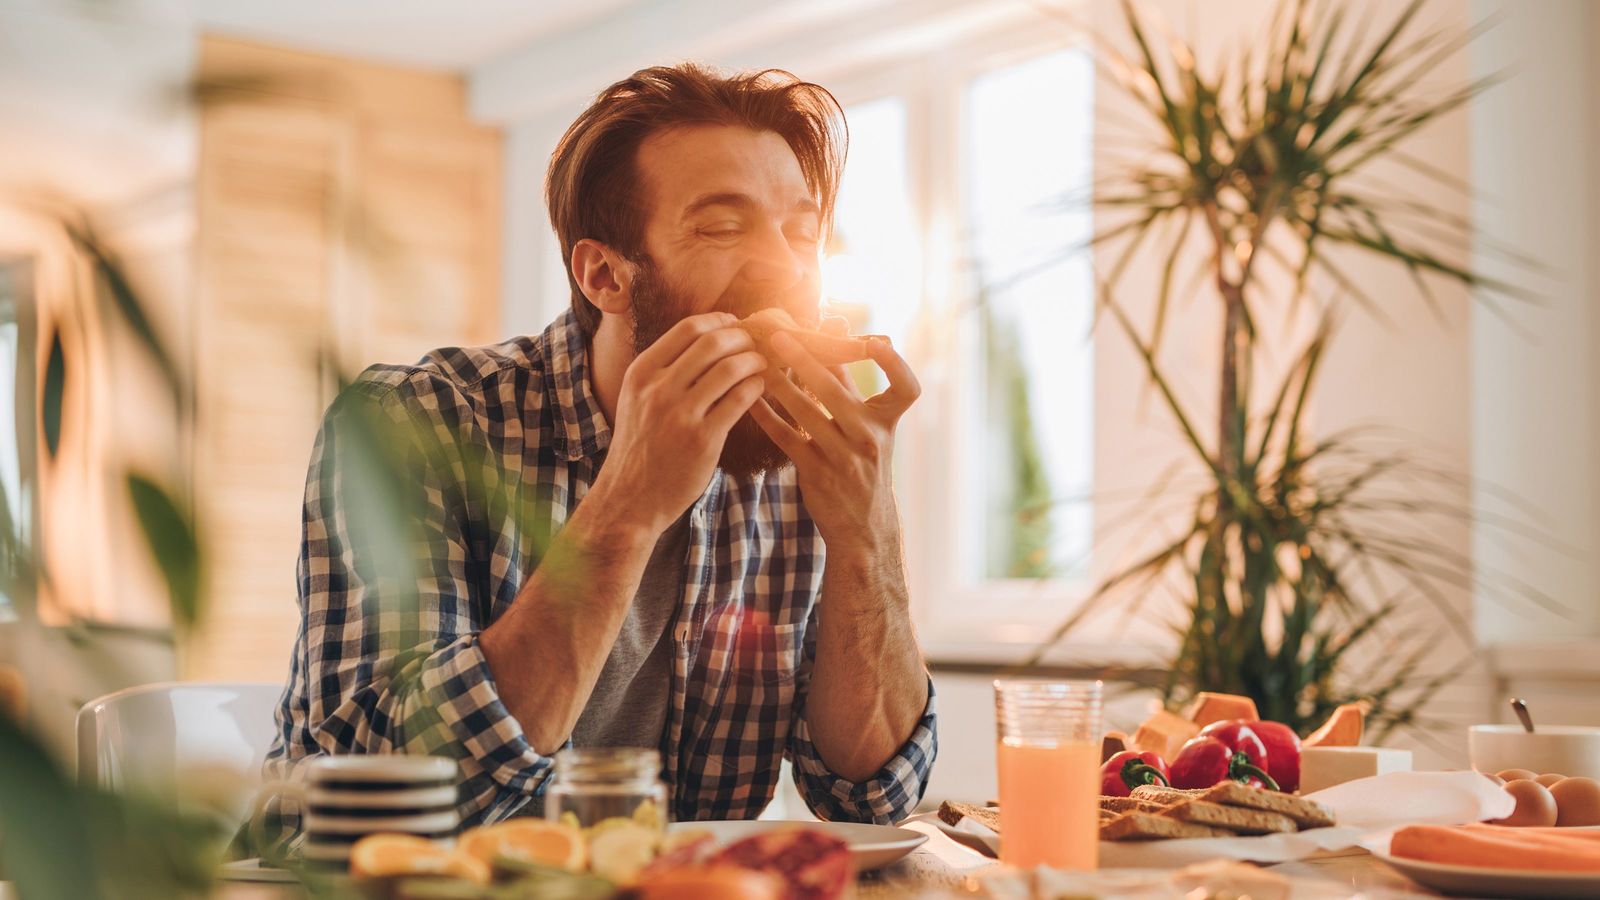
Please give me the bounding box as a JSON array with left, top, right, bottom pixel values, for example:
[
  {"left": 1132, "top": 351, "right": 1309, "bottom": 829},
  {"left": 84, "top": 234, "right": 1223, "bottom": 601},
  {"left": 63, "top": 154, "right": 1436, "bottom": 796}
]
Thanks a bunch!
[{"left": 1029, "top": 0, "right": 1552, "bottom": 742}]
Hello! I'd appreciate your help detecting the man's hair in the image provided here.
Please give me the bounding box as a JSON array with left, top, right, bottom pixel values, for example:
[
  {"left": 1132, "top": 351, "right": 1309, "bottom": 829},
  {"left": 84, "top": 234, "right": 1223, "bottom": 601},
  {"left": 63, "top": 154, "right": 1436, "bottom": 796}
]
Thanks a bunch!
[{"left": 545, "top": 63, "right": 847, "bottom": 335}]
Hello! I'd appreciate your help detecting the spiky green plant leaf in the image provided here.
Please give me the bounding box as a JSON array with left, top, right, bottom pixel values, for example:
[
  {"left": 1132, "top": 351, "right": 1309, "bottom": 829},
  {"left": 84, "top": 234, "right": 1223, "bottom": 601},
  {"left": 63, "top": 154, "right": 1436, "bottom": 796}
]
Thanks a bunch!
[{"left": 1028, "top": 0, "right": 1542, "bottom": 735}]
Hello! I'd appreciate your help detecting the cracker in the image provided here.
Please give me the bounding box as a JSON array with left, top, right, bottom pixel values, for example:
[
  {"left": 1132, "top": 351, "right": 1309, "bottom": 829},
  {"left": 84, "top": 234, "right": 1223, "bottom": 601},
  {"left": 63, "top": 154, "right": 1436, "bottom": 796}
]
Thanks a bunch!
[{"left": 1100, "top": 812, "right": 1230, "bottom": 841}]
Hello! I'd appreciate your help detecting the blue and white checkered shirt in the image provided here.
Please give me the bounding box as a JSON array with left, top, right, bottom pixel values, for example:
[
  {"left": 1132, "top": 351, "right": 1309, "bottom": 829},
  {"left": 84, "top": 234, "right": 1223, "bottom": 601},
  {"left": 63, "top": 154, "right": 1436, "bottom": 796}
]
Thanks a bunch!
[{"left": 264, "top": 309, "right": 937, "bottom": 827}]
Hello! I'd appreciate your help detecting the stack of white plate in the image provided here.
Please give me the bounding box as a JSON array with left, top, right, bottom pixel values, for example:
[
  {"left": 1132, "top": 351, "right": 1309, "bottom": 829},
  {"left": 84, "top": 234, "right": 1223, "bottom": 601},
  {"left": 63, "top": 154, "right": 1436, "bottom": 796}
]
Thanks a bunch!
[{"left": 294, "top": 755, "right": 460, "bottom": 869}]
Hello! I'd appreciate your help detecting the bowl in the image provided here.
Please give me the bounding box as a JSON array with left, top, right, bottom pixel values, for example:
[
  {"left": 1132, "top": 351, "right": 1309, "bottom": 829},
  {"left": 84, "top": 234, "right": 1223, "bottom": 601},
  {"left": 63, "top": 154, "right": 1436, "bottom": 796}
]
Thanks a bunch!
[{"left": 1469, "top": 724, "right": 1600, "bottom": 779}]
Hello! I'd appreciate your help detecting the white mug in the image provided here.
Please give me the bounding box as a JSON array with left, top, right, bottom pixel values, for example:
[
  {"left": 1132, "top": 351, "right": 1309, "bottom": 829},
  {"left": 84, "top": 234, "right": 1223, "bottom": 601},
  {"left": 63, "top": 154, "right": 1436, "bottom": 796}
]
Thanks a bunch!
[{"left": 250, "top": 754, "right": 460, "bottom": 865}]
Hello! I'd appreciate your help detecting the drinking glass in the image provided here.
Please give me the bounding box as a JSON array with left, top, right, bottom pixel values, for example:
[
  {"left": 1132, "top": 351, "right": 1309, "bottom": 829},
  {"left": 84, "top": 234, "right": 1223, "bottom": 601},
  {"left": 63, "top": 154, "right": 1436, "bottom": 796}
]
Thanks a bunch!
[{"left": 993, "top": 678, "right": 1103, "bottom": 870}]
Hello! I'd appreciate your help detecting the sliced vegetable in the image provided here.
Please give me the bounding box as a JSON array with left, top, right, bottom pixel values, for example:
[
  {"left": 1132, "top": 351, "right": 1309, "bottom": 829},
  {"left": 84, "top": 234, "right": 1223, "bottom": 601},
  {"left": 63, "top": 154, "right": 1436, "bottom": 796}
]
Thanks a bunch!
[
  {"left": 1304, "top": 702, "right": 1367, "bottom": 747},
  {"left": 1392, "top": 823, "right": 1600, "bottom": 871},
  {"left": 1182, "top": 692, "right": 1259, "bottom": 727}
]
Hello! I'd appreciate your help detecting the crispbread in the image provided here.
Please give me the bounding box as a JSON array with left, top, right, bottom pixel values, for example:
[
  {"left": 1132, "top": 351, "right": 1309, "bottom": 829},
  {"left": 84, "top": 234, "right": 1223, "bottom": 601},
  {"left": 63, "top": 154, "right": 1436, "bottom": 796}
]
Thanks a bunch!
[
  {"left": 1100, "top": 795, "right": 1168, "bottom": 815},
  {"left": 1200, "top": 782, "right": 1336, "bottom": 829},
  {"left": 1100, "top": 812, "right": 1230, "bottom": 841},
  {"left": 938, "top": 800, "right": 1002, "bottom": 834},
  {"left": 1130, "top": 785, "right": 1207, "bottom": 806},
  {"left": 1160, "top": 799, "right": 1297, "bottom": 835}
]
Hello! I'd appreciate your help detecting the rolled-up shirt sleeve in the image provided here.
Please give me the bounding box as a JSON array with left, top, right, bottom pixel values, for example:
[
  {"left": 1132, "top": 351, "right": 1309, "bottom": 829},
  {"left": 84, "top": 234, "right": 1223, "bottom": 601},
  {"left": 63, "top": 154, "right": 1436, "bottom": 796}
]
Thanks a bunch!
[
  {"left": 265, "top": 376, "right": 546, "bottom": 828},
  {"left": 784, "top": 602, "right": 938, "bottom": 823}
]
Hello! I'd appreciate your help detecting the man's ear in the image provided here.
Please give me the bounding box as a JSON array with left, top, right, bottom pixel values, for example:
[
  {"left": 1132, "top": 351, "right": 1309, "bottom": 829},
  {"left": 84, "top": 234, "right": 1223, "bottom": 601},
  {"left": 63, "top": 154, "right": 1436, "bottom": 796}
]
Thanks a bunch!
[{"left": 571, "top": 239, "right": 635, "bottom": 316}]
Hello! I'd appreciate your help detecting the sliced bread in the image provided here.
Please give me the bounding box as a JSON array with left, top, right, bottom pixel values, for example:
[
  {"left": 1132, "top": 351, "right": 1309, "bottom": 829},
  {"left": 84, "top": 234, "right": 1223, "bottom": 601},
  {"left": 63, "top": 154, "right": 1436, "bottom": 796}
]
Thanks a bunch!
[
  {"left": 1101, "top": 812, "right": 1231, "bottom": 841},
  {"left": 1161, "top": 799, "right": 1297, "bottom": 836},
  {"left": 1201, "top": 782, "right": 1337, "bottom": 829},
  {"left": 938, "top": 800, "right": 1002, "bottom": 834}
]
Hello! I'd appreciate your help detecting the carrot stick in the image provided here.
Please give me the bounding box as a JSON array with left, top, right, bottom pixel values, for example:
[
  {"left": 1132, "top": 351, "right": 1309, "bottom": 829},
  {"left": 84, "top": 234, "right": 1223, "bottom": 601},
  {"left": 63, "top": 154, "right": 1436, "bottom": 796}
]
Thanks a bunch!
[
  {"left": 1463, "top": 823, "right": 1600, "bottom": 841},
  {"left": 1391, "top": 824, "right": 1600, "bottom": 872}
]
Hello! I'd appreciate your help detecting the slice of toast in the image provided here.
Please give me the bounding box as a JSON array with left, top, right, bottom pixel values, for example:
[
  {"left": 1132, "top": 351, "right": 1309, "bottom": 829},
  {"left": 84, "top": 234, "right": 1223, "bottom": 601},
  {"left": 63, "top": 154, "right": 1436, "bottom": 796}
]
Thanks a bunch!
[
  {"left": 1100, "top": 812, "right": 1230, "bottom": 841},
  {"left": 1100, "top": 795, "right": 1169, "bottom": 815},
  {"left": 1200, "top": 782, "right": 1337, "bottom": 829},
  {"left": 938, "top": 800, "right": 1002, "bottom": 834},
  {"left": 737, "top": 309, "right": 878, "bottom": 367},
  {"left": 1160, "top": 799, "right": 1297, "bottom": 836}
]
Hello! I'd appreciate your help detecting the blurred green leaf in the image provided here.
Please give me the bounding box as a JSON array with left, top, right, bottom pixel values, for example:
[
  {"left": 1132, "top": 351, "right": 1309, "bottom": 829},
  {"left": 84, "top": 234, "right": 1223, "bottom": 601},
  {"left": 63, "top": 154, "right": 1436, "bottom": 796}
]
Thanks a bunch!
[
  {"left": 3, "top": 711, "right": 225, "bottom": 897},
  {"left": 63, "top": 221, "right": 187, "bottom": 406},
  {"left": 127, "top": 472, "right": 202, "bottom": 631},
  {"left": 0, "top": 713, "right": 99, "bottom": 898},
  {"left": 42, "top": 329, "right": 64, "bottom": 459}
]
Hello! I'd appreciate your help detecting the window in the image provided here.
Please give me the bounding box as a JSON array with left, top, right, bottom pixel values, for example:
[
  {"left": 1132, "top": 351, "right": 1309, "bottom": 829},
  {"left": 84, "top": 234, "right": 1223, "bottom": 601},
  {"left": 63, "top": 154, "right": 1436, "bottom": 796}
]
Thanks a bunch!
[
  {"left": 964, "top": 50, "right": 1095, "bottom": 583},
  {"left": 0, "top": 260, "right": 34, "bottom": 623},
  {"left": 823, "top": 38, "right": 1096, "bottom": 654}
]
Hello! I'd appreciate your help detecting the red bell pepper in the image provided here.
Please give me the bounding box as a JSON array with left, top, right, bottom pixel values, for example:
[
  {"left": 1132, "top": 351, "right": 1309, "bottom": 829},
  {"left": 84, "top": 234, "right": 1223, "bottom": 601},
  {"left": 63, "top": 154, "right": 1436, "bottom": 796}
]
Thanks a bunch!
[
  {"left": 1169, "top": 722, "right": 1281, "bottom": 791},
  {"left": 1099, "top": 751, "right": 1170, "bottom": 797},
  {"left": 1216, "top": 719, "right": 1301, "bottom": 793}
]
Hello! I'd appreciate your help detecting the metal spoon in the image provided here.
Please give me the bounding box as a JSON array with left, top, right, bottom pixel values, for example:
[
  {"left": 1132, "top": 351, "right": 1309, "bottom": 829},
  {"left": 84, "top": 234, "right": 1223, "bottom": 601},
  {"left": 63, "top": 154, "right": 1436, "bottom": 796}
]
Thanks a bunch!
[{"left": 1510, "top": 697, "right": 1536, "bottom": 733}]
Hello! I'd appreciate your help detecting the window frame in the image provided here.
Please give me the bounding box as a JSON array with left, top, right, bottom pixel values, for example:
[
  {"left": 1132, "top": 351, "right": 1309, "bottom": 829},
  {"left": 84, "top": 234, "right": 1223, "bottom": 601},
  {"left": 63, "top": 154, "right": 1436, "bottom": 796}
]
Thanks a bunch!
[{"left": 822, "top": 24, "right": 1141, "bottom": 664}]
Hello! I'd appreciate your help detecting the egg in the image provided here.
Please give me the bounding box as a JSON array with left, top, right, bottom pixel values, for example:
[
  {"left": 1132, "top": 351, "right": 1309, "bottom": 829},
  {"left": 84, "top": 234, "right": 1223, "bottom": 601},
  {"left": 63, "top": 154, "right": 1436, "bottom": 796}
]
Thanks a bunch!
[
  {"left": 1490, "top": 779, "right": 1559, "bottom": 827},
  {"left": 1550, "top": 776, "right": 1600, "bottom": 827},
  {"left": 1482, "top": 773, "right": 1506, "bottom": 786},
  {"left": 1495, "top": 768, "right": 1538, "bottom": 782},
  {"left": 1534, "top": 773, "right": 1567, "bottom": 788}
]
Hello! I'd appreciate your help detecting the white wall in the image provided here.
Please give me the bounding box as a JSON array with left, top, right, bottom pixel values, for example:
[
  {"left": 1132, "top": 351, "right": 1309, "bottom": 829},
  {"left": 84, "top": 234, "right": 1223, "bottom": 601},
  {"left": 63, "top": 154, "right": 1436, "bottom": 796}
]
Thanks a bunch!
[{"left": 1469, "top": 0, "right": 1600, "bottom": 644}]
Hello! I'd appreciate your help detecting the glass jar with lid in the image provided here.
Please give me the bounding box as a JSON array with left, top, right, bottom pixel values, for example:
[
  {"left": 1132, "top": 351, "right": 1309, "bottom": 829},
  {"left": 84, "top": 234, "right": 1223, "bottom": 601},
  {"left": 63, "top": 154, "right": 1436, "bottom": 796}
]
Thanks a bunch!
[{"left": 543, "top": 747, "right": 668, "bottom": 831}]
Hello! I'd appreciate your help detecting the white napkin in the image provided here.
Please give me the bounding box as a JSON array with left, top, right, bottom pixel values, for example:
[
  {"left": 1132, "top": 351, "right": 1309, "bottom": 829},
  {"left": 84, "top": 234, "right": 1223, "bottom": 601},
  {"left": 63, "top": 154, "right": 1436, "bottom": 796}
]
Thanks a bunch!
[
  {"left": 929, "top": 770, "right": 1516, "bottom": 868},
  {"left": 898, "top": 816, "right": 997, "bottom": 871}
]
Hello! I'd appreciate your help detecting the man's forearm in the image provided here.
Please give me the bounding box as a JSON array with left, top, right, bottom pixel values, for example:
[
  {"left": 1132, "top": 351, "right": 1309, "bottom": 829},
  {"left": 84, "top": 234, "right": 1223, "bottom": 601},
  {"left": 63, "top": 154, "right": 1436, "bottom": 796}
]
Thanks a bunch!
[
  {"left": 806, "top": 547, "right": 929, "bottom": 783},
  {"left": 479, "top": 480, "right": 656, "bottom": 755}
]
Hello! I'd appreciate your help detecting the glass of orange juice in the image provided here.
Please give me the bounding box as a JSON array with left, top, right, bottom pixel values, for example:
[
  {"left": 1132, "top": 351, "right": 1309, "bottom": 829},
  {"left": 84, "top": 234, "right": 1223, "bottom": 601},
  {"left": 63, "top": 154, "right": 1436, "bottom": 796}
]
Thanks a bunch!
[{"left": 993, "top": 678, "right": 1103, "bottom": 870}]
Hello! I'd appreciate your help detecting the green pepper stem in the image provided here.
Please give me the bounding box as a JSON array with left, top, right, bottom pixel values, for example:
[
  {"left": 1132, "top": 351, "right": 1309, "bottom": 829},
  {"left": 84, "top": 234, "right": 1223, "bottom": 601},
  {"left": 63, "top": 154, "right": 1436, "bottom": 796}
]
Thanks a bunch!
[
  {"left": 1120, "top": 759, "right": 1170, "bottom": 789},
  {"left": 1228, "top": 751, "right": 1281, "bottom": 791}
]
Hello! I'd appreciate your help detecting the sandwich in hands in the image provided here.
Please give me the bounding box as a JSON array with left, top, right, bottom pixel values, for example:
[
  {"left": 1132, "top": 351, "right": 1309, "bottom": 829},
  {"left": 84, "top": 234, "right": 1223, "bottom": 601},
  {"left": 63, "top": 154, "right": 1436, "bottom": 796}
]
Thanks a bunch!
[{"left": 737, "top": 308, "right": 883, "bottom": 367}]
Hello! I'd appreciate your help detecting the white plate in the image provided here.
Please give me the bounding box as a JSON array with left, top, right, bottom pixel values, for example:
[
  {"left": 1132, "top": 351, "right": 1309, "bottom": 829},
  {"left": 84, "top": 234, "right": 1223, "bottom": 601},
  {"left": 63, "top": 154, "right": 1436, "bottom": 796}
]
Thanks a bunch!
[
  {"left": 668, "top": 820, "right": 927, "bottom": 871},
  {"left": 217, "top": 859, "right": 300, "bottom": 883},
  {"left": 1373, "top": 852, "right": 1600, "bottom": 899}
]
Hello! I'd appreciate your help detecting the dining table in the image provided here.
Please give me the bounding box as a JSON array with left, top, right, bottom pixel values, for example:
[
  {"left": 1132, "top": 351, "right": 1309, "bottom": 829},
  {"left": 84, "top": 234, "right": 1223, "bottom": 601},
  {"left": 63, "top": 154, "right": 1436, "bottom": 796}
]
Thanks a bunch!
[{"left": 210, "top": 819, "right": 1452, "bottom": 900}]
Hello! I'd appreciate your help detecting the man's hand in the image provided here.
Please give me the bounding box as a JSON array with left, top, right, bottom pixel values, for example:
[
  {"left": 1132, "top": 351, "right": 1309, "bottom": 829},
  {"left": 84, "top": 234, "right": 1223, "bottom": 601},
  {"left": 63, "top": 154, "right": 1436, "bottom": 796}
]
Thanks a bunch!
[
  {"left": 748, "top": 330, "right": 920, "bottom": 561},
  {"left": 595, "top": 311, "right": 768, "bottom": 535},
  {"left": 749, "top": 329, "right": 928, "bottom": 783}
]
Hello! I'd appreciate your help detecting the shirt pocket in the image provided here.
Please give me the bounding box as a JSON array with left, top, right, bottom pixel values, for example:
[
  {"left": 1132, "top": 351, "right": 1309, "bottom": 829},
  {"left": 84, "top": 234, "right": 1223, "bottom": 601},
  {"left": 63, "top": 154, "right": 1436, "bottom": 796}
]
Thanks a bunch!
[{"left": 729, "top": 619, "right": 805, "bottom": 688}]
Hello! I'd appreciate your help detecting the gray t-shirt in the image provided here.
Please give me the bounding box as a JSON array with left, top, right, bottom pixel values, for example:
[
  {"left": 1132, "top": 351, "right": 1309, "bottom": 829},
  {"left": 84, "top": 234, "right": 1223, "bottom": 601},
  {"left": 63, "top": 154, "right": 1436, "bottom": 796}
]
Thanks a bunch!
[{"left": 567, "top": 510, "right": 690, "bottom": 750}]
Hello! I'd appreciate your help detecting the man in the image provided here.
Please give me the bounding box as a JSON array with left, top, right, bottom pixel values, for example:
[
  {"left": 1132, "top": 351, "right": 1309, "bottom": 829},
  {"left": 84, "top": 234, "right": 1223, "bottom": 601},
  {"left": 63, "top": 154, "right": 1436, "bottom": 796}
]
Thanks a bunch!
[{"left": 265, "top": 63, "right": 936, "bottom": 827}]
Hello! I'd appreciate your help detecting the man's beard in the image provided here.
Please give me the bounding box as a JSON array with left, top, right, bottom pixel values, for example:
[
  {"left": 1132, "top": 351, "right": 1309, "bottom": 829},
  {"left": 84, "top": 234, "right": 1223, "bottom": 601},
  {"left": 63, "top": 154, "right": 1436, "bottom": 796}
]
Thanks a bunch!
[{"left": 629, "top": 256, "right": 792, "bottom": 479}]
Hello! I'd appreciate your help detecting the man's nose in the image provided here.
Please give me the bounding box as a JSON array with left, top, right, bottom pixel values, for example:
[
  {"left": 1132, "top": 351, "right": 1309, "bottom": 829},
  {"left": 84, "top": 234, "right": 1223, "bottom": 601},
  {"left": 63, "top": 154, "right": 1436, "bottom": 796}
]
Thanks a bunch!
[{"left": 741, "top": 222, "right": 811, "bottom": 290}]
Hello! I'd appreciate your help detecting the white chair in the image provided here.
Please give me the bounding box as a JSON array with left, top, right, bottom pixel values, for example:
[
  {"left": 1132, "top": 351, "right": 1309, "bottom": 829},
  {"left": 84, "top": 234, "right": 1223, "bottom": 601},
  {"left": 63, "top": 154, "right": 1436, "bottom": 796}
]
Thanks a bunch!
[{"left": 76, "top": 681, "right": 282, "bottom": 828}]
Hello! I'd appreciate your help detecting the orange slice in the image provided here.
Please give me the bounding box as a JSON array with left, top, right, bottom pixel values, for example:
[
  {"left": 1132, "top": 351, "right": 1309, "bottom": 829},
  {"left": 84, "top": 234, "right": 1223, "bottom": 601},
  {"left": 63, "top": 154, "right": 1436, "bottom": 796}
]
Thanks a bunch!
[
  {"left": 588, "top": 822, "right": 661, "bottom": 884},
  {"left": 457, "top": 819, "right": 586, "bottom": 872},
  {"left": 436, "top": 852, "right": 491, "bottom": 885},
  {"left": 348, "top": 833, "right": 489, "bottom": 884}
]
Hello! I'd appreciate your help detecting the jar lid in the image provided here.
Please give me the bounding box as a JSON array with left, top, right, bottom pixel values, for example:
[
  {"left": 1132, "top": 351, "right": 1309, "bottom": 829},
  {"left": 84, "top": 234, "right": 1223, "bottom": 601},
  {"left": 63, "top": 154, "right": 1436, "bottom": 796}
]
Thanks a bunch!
[{"left": 553, "top": 747, "right": 661, "bottom": 783}]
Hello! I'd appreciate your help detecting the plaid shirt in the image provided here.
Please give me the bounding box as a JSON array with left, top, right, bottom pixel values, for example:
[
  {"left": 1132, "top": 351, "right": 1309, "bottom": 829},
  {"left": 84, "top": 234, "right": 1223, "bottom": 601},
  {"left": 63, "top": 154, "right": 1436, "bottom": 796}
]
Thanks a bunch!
[{"left": 264, "top": 309, "right": 937, "bottom": 827}]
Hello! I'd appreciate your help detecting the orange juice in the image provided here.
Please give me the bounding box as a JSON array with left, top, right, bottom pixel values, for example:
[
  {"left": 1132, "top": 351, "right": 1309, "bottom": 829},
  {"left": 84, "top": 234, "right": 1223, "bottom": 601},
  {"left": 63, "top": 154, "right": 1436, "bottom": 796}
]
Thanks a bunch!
[{"left": 996, "top": 738, "right": 1100, "bottom": 870}]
